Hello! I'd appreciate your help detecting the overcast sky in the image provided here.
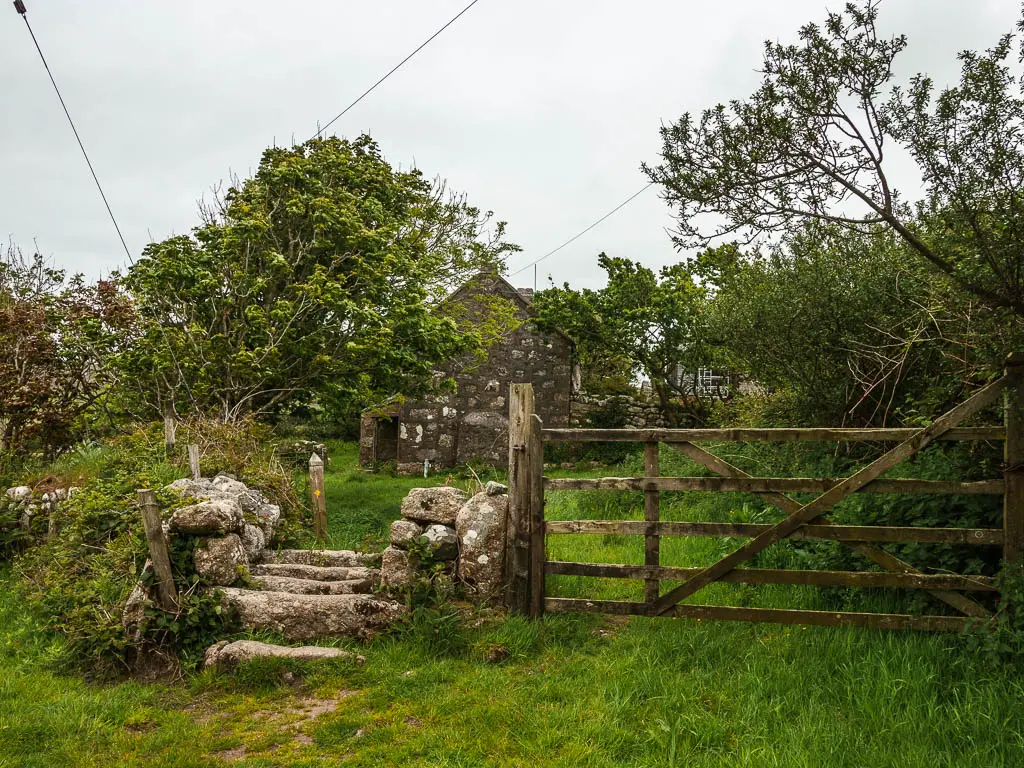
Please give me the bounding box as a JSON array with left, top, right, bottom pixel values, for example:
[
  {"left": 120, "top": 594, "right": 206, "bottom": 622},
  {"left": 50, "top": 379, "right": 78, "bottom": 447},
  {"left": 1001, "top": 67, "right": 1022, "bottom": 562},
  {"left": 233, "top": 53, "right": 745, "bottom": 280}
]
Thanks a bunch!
[{"left": 1, "top": 0, "right": 1017, "bottom": 291}]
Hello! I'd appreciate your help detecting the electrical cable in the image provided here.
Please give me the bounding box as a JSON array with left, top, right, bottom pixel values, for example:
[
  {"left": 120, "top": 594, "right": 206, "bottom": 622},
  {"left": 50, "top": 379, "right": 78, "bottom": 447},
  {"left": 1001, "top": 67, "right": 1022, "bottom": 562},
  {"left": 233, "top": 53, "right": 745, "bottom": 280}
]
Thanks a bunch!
[
  {"left": 311, "top": 0, "right": 483, "bottom": 140},
  {"left": 508, "top": 182, "right": 654, "bottom": 278}
]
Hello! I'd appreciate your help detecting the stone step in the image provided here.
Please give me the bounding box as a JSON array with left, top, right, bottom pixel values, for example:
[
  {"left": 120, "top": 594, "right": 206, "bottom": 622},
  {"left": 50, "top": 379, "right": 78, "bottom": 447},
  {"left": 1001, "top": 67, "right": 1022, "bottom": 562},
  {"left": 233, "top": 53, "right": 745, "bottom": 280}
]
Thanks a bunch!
[
  {"left": 204, "top": 640, "right": 364, "bottom": 669},
  {"left": 260, "top": 549, "right": 380, "bottom": 568},
  {"left": 251, "top": 563, "right": 378, "bottom": 582},
  {"left": 219, "top": 588, "right": 404, "bottom": 641},
  {"left": 252, "top": 574, "right": 375, "bottom": 595}
]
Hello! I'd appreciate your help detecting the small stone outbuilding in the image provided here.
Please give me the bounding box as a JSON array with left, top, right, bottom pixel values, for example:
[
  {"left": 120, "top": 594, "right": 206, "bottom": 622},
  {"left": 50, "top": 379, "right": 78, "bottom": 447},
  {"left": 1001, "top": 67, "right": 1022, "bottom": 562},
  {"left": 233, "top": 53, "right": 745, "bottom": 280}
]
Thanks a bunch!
[{"left": 359, "top": 272, "right": 575, "bottom": 472}]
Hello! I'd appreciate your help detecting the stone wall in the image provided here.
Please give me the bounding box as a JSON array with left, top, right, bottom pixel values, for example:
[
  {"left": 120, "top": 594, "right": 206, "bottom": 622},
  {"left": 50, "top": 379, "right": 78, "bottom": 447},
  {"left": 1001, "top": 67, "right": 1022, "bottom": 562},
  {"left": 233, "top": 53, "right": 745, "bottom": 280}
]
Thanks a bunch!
[{"left": 570, "top": 391, "right": 670, "bottom": 429}]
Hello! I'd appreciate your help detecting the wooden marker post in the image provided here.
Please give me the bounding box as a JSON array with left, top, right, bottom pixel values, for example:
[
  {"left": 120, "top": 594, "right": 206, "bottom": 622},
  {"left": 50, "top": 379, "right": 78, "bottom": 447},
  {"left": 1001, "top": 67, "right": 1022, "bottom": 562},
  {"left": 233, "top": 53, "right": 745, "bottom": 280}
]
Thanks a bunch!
[
  {"left": 309, "top": 453, "right": 328, "bottom": 541},
  {"left": 187, "top": 444, "right": 201, "bottom": 481},
  {"left": 1005, "top": 353, "right": 1024, "bottom": 565},
  {"left": 163, "top": 412, "right": 176, "bottom": 455},
  {"left": 137, "top": 489, "right": 178, "bottom": 611}
]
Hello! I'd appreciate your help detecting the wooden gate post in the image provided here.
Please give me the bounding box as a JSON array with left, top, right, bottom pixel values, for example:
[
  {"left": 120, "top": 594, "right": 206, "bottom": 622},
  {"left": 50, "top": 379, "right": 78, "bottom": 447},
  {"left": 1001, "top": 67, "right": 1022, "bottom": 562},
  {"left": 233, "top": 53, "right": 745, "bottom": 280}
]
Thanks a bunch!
[
  {"left": 138, "top": 489, "right": 178, "bottom": 611},
  {"left": 1005, "top": 352, "right": 1024, "bottom": 565},
  {"left": 309, "top": 453, "right": 328, "bottom": 541},
  {"left": 529, "top": 413, "right": 546, "bottom": 618},
  {"left": 507, "top": 384, "right": 535, "bottom": 614}
]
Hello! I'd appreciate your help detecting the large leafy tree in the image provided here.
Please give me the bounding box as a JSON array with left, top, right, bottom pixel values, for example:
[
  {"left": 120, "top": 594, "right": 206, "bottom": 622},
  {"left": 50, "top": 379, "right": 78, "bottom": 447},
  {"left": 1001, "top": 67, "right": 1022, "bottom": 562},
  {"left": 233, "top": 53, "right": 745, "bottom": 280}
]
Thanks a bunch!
[
  {"left": 0, "top": 244, "right": 135, "bottom": 454},
  {"left": 645, "top": 0, "right": 1024, "bottom": 318},
  {"left": 122, "top": 135, "right": 518, "bottom": 421},
  {"left": 535, "top": 254, "right": 722, "bottom": 424}
]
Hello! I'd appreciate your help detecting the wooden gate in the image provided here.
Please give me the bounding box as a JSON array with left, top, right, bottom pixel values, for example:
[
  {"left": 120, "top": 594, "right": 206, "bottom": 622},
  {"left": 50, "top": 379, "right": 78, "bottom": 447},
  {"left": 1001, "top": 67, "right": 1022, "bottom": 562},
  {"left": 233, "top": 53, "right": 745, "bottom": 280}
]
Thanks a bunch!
[{"left": 505, "top": 355, "right": 1023, "bottom": 632}]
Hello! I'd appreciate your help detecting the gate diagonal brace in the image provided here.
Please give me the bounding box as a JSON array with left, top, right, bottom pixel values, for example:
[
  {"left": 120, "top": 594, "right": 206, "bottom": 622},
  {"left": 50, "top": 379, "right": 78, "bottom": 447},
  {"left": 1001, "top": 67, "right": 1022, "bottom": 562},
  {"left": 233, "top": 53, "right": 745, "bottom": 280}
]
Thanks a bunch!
[{"left": 651, "top": 375, "right": 1009, "bottom": 618}]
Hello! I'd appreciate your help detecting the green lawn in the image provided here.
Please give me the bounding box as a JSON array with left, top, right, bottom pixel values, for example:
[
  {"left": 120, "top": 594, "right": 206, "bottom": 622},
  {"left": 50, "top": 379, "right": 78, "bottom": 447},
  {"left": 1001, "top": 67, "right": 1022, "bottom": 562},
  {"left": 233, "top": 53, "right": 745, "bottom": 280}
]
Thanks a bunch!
[{"left": 1, "top": 442, "right": 1023, "bottom": 767}]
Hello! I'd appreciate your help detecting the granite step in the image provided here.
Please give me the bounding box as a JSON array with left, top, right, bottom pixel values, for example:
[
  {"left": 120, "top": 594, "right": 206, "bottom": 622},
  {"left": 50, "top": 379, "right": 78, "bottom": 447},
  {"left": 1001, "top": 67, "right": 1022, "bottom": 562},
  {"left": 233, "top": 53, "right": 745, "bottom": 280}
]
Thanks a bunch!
[
  {"left": 219, "top": 588, "right": 404, "bottom": 641},
  {"left": 251, "top": 574, "right": 375, "bottom": 595},
  {"left": 250, "top": 563, "right": 378, "bottom": 583},
  {"left": 260, "top": 548, "right": 380, "bottom": 568}
]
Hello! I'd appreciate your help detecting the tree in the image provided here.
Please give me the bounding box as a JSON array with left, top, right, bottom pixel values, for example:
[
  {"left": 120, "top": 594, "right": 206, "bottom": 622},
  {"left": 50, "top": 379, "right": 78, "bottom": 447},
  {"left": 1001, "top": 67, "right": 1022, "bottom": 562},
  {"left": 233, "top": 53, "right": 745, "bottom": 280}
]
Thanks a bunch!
[
  {"left": 535, "top": 254, "right": 723, "bottom": 424},
  {"left": 122, "top": 135, "right": 518, "bottom": 422},
  {"left": 0, "top": 244, "right": 135, "bottom": 454},
  {"left": 645, "top": 0, "right": 1024, "bottom": 317}
]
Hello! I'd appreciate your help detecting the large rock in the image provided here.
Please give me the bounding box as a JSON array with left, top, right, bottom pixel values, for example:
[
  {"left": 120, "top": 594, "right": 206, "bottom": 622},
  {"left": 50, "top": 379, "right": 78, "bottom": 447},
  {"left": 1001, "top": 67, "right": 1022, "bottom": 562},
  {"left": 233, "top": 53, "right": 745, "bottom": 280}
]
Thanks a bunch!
[
  {"left": 380, "top": 546, "right": 417, "bottom": 590},
  {"left": 219, "top": 589, "right": 405, "bottom": 641},
  {"left": 389, "top": 519, "right": 424, "bottom": 548},
  {"left": 211, "top": 473, "right": 249, "bottom": 496},
  {"left": 423, "top": 524, "right": 458, "bottom": 560},
  {"left": 194, "top": 533, "right": 247, "bottom": 586},
  {"left": 251, "top": 563, "right": 378, "bottom": 582},
  {"left": 239, "top": 523, "right": 266, "bottom": 561},
  {"left": 203, "top": 639, "right": 362, "bottom": 670},
  {"left": 456, "top": 490, "right": 508, "bottom": 600},
  {"left": 5, "top": 486, "right": 31, "bottom": 502},
  {"left": 253, "top": 503, "right": 281, "bottom": 538},
  {"left": 252, "top": 575, "right": 374, "bottom": 595},
  {"left": 169, "top": 499, "right": 244, "bottom": 536},
  {"left": 399, "top": 486, "right": 468, "bottom": 525}
]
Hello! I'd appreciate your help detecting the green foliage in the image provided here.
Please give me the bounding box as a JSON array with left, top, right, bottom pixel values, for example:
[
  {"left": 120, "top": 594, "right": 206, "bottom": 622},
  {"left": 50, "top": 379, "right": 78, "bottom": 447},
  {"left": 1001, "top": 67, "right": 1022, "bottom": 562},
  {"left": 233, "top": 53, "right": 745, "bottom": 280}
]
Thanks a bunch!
[
  {"left": 966, "top": 565, "right": 1024, "bottom": 668},
  {"left": 647, "top": 0, "right": 1024, "bottom": 317},
  {"left": 536, "top": 253, "right": 725, "bottom": 425},
  {"left": 0, "top": 243, "right": 135, "bottom": 457},
  {"left": 120, "top": 135, "right": 517, "bottom": 423}
]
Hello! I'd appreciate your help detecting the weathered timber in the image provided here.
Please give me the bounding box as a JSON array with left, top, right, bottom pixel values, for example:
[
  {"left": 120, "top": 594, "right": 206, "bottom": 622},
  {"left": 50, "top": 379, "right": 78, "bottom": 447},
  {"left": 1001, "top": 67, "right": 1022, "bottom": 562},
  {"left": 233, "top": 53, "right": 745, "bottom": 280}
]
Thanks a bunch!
[
  {"left": 542, "top": 427, "right": 1004, "bottom": 443},
  {"left": 163, "top": 413, "right": 176, "bottom": 454},
  {"left": 544, "top": 598, "right": 972, "bottom": 633},
  {"left": 668, "top": 441, "right": 992, "bottom": 619},
  {"left": 507, "top": 383, "right": 534, "bottom": 614},
  {"left": 309, "top": 454, "right": 327, "bottom": 540},
  {"left": 544, "top": 476, "right": 1003, "bottom": 495},
  {"left": 544, "top": 519, "right": 1003, "bottom": 545},
  {"left": 138, "top": 489, "right": 178, "bottom": 610},
  {"left": 1005, "top": 353, "right": 1024, "bottom": 564},
  {"left": 529, "top": 413, "right": 546, "bottom": 618},
  {"left": 545, "top": 560, "right": 996, "bottom": 591},
  {"left": 644, "top": 442, "right": 660, "bottom": 603},
  {"left": 188, "top": 444, "right": 201, "bottom": 481},
  {"left": 650, "top": 375, "right": 1009, "bottom": 616}
]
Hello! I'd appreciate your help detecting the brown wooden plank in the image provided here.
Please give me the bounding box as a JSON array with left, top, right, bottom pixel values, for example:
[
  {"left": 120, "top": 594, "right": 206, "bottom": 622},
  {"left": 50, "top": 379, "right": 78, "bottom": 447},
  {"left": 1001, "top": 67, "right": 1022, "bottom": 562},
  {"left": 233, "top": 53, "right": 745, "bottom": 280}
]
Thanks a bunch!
[
  {"left": 542, "top": 427, "right": 1004, "bottom": 444},
  {"left": 544, "top": 597, "right": 972, "bottom": 632},
  {"left": 137, "top": 489, "right": 178, "bottom": 611},
  {"left": 644, "top": 442, "right": 660, "bottom": 603},
  {"left": 1005, "top": 354, "right": 1024, "bottom": 564},
  {"left": 507, "top": 383, "right": 534, "bottom": 614},
  {"left": 544, "top": 519, "right": 1003, "bottom": 545},
  {"left": 666, "top": 441, "right": 995, "bottom": 619},
  {"left": 651, "top": 376, "right": 1009, "bottom": 616},
  {"left": 544, "top": 476, "right": 1004, "bottom": 495},
  {"left": 545, "top": 560, "right": 997, "bottom": 591},
  {"left": 529, "top": 413, "right": 546, "bottom": 619}
]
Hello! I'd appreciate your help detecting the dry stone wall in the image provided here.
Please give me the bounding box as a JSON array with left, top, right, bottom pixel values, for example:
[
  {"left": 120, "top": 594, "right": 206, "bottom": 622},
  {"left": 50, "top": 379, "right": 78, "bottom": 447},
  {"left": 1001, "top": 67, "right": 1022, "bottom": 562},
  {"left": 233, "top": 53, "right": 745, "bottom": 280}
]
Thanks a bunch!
[{"left": 570, "top": 391, "right": 670, "bottom": 429}]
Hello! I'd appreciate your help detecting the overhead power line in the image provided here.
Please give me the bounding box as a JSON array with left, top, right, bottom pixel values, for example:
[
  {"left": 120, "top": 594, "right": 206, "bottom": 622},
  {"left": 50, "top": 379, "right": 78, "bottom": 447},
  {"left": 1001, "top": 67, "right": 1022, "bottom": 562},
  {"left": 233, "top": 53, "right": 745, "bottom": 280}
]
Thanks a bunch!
[
  {"left": 13, "top": 1, "right": 132, "bottom": 261},
  {"left": 508, "top": 182, "right": 655, "bottom": 278},
  {"left": 312, "top": 0, "right": 484, "bottom": 140}
]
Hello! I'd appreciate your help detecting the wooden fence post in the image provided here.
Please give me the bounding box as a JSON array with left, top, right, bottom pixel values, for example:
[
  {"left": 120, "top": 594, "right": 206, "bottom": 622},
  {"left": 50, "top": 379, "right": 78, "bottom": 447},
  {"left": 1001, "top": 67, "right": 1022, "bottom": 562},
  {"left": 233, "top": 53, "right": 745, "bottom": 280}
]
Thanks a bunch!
[
  {"left": 137, "top": 489, "right": 178, "bottom": 611},
  {"left": 507, "top": 383, "right": 535, "bottom": 614},
  {"left": 187, "top": 444, "right": 201, "bottom": 481},
  {"left": 1005, "top": 353, "right": 1024, "bottom": 565},
  {"left": 309, "top": 453, "right": 328, "bottom": 541},
  {"left": 529, "top": 413, "right": 546, "bottom": 619},
  {"left": 163, "top": 411, "right": 176, "bottom": 455},
  {"left": 644, "top": 441, "right": 660, "bottom": 604}
]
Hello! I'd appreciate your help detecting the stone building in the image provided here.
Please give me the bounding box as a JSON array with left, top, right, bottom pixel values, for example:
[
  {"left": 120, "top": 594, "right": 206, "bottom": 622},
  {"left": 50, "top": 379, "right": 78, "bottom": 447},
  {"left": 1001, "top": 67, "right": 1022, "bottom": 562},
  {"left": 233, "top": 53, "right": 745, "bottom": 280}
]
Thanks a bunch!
[{"left": 359, "top": 272, "right": 575, "bottom": 472}]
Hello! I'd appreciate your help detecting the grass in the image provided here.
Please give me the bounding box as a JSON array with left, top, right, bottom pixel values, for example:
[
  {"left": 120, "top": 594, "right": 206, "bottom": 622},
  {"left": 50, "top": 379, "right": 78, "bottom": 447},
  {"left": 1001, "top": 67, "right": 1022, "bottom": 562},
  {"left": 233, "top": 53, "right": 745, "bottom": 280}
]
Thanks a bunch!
[{"left": 1, "top": 442, "right": 1023, "bottom": 766}]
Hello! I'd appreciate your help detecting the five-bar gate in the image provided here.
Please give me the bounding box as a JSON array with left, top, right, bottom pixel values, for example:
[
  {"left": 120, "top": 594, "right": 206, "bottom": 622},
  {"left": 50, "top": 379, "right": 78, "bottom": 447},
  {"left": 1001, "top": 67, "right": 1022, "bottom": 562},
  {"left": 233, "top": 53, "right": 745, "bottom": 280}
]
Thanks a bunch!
[{"left": 505, "top": 355, "right": 1023, "bottom": 632}]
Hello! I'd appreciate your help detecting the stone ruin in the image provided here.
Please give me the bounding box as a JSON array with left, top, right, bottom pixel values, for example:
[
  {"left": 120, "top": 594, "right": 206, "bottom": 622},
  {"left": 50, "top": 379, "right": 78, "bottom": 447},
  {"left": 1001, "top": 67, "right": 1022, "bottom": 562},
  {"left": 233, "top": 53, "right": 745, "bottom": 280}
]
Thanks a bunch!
[{"left": 3, "top": 483, "right": 78, "bottom": 536}]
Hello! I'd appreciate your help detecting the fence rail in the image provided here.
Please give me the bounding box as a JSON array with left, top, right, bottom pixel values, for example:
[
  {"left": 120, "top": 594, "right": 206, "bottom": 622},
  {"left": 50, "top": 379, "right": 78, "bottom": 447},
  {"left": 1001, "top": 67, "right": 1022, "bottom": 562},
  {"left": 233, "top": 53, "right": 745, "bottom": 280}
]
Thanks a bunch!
[{"left": 505, "top": 354, "right": 1024, "bottom": 632}]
